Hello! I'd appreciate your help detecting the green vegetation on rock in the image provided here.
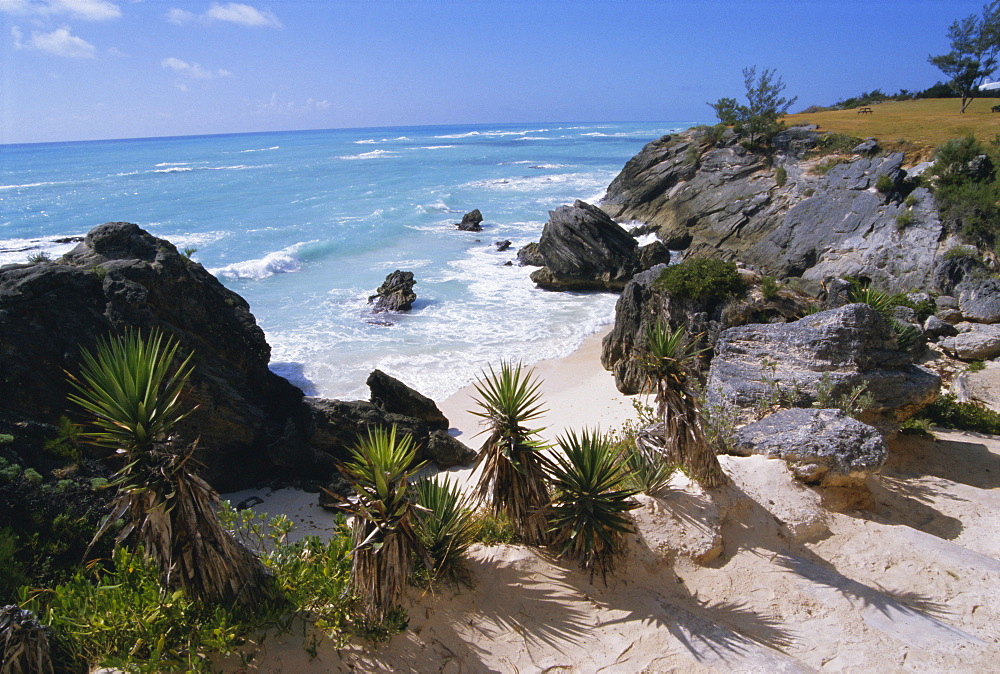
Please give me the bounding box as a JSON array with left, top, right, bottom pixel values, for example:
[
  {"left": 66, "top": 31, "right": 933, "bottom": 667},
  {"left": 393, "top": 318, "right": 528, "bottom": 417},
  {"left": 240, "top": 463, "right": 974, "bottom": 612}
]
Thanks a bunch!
[{"left": 654, "top": 257, "right": 745, "bottom": 304}]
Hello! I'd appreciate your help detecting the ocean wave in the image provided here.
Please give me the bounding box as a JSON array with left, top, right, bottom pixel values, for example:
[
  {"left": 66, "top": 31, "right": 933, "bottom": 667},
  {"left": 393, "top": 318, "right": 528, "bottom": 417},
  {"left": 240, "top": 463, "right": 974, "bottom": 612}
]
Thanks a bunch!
[
  {"left": 0, "top": 181, "right": 61, "bottom": 190},
  {"left": 240, "top": 146, "right": 280, "bottom": 153},
  {"left": 154, "top": 162, "right": 194, "bottom": 167},
  {"left": 0, "top": 235, "right": 82, "bottom": 266},
  {"left": 153, "top": 167, "right": 194, "bottom": 173},
  {"left": 461, "top": 172, "right": 610, "bottom": 192},
  {"left": 353, "top": 136, "right": 410, "bottom": 144},
  {"left": 337, "top": 149, "right": 398, "bottom": 160},
  {"left": 408, "top": 145, "right": 455, "bottom": 150},
  {"left": 209, "top": 241, "right": 314, "bottom": 280},
  {"left": 151, "top": 164, "right": 262, "bottom": 174},
  {"left": 434, "top": 128, "right": 550, "bottom": 139},
  {"left": 514, "top": 136, "right": 554, "bottom": 141},
  {"left": 528, "top": 163, "right": 567, "bottom": 169}
]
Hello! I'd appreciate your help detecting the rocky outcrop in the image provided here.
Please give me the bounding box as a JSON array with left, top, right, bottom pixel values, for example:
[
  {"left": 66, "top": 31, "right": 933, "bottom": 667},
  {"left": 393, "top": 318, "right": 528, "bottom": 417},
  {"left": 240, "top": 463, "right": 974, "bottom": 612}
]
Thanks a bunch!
[
  {"left": 0, "top": 222, "right": 315, "bottom": 490},
  {"left": 456, "top": 209, "right": 483, "bottom": 232},
  {"left": 516, "top": 242, "right": 544, "bottom": 267},
  {"left": 367, "top": 369, "right": 448, "bottom": 430},
  {"left": 731, "top": 408, "right": 887, "bottom": 487},
  {"left": 600, "top": 128, "right": 951, "bottom": 292},
  {"left": 0, "top": 222, "right": 475, "bottom": 491},
  {"left": 529, "top": 200, "right": 641, "bottom": 291},
  {"left": 940, "top": 323, "right": 1000, "bottom": 360},
  {"left": 601, "top": 264, "right": 814, "bottom": 394},
  {"left": 369, "top": 270, "right": 417, "bottom": 312},
  {"left": 706, "top": 304, "right": 941, "bottom": 424},
  {"left": 306, "top": 398, "right": 474, "bottom": 469}
]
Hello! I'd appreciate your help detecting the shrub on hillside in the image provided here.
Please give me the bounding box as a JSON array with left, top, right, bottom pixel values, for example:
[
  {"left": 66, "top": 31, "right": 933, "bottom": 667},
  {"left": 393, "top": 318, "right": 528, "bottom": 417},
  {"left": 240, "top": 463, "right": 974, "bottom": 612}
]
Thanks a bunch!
[
  {"left": 654, "top": 258, "right": 746, "bottom": 304},
  {"left": 914, "top": 394, "right": 1000, "bottom": 435}
]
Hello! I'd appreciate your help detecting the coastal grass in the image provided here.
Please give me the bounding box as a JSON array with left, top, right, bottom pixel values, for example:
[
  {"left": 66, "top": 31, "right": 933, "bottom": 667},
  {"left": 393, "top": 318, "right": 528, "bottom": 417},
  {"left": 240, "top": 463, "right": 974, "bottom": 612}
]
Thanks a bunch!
[{"left": 785, "top": 98, "right": 1000, "bottom": 161}]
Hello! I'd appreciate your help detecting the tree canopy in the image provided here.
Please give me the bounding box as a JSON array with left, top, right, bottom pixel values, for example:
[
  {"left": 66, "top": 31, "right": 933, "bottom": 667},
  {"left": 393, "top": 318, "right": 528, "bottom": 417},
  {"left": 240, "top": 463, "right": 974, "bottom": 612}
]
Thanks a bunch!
[
  {"left": 929, "top": 1, "right": 1000, "bottom": 113},
  {"left": 708, "top": 66, "right": 797, "bottom": 149}
]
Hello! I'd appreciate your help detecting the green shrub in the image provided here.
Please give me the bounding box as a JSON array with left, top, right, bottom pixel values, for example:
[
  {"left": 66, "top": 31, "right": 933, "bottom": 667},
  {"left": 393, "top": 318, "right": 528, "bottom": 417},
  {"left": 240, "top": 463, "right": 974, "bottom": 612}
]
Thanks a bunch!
[
  {"left": 760, "top": 275, "right": 780, "bottom": 300},
  {"left": 895, "top": 209, "right": 914, "bottom": 229},
  {"left": 469, "top": 510, "right": 520, "bottom": 545},
  {"left": 0, "top": 434, "right": 13, "bottom": 445},
  {"left": 26, "top": 252, "right": 50, "bottom": 264},
  {"left": 929, "top": 135, "right": 994, "bottom": 187},
  {"left": 813, "top": 374, "right": 875, "bottom": 419},
  {"left": 904, "top": 193, "right": 918, "bottom": 207},
  {"left": 936, "top": 179, "right": 1000, "bottom": 248},
  {"left": 620, "top": 444, "right": 675, "bottom": 497},
  {"left": 412, "top": 475, "right": 476, "bottom": 587},
  {"left": 875, "top": 174, "right": 895, "bottom": 193},
  {"left": 774, "top": 166, "right": 787, "bottom": 186},
  {"left": 0, "top": 528, "right": 27, "bottom": 600},
  {"left": 915, "top": 394, "right": 1000, "bottom": 434},
  {"left": 655, "top": 257, "right": 745, "bottom": 304},
  {"left": 966, "top": 360, "right": 986, "bottom": 373},
  {"left": 812, "top": 157, "right": 851, "bottom": 175},
  {"left": 943, "top": 245, "right": 983, "bottom": 262},
  {"left": 900, "top": 417, "right": 934, "bottom": 436},
  {"left": 814, "top": 132, "right": 863, "bottom": 155}
]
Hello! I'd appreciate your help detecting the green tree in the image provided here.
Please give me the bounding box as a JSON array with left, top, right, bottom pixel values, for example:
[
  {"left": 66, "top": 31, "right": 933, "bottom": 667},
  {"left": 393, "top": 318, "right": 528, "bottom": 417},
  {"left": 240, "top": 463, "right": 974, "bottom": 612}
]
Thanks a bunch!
[
  {"left": 709, "top": 66, "right": 797, "bottom": 149},
  {"left": 929, "top": 1, "right": 1000, "bottom": 113}
]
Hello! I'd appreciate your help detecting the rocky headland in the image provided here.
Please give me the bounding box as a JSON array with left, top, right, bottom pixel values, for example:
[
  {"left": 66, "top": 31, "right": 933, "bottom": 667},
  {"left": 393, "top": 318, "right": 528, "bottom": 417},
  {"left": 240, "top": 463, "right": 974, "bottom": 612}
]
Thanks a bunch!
[{"left": 0, "top": 222, "right": 475, "bottom": 492}]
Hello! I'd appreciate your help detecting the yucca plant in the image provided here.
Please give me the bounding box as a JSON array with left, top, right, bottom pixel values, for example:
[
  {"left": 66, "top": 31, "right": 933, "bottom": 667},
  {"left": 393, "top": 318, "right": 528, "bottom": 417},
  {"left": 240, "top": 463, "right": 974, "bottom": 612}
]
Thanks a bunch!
[
  {"left": 470, "top": 361, "right": 551, "bottom": 545},
  {"left": 640, "top": 322, "right": 728, "bottom": 488},
  {"left": 847, "top": 284, "right": 923, "bottom": 351},
  {"left": 0, "top": 605, "right": 54, "bottom": 674},
  {"left": 547, "top": 429, "right": 638, "bottom": 582},
  {"left": 621, "top": 443, "right": 675, "bottom": 496},
  {"left": 67, "top": 328, "right": 279, "bottom": 610},
  {"left": 331, "top": 425, "right": 427, "bottom": 623},
  {"left": 412, "top": 475, "right": 476, "bottom": 586}
]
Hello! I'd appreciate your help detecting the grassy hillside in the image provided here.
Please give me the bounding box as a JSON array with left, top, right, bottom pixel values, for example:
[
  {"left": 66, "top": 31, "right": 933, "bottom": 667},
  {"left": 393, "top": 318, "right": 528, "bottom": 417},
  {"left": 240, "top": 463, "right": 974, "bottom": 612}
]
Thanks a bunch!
[{"left": 785, "top": 98, "right": 1000, "bottom": 162}]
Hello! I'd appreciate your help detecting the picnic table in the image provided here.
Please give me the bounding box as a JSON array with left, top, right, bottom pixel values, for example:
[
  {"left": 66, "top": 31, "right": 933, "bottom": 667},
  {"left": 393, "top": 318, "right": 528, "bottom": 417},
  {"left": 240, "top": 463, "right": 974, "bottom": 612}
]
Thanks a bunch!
[{"left": 857, "top": 106, "right": 873, "bottom": 115}]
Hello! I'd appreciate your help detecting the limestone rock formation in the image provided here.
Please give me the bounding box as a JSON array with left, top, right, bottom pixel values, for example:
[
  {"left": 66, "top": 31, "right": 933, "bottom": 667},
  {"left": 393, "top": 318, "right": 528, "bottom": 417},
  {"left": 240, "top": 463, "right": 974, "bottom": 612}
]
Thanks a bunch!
[
  {"left": 369, "top": 270, "right": 417, "bottom": 312},
  {"left": 529, "top": 200, "right": 641, "bottom": 291},
  {"left": 730, "top": 408, "right": 887, "bottom": 486},
  {"left": 706, "top": 304, "right": 941, "bottom": 424},
  {"left": 516, "top": 242, "right": 544, "bottom": 267},
  {"left": 940, "top": 323, "right": 1000, "bottom": 360},
  {"left": 600, "top": 264, "right": 813, "bottom": 394},
  {"left": 600, "top": 128, "right": 950, "bottom": 292},
  {"left": 456, "top": 209, "right": 484, "bottom": 232}
]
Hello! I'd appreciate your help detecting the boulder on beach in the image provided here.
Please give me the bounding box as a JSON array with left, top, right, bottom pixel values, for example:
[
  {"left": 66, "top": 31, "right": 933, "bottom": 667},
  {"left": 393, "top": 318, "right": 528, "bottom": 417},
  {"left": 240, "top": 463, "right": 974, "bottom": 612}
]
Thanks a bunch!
[
  {"left": 369, "top": 270, "right": 417, "bottom": 312},
  {"left": 529, "top": 199, "right": 641, "bottom": 291}
]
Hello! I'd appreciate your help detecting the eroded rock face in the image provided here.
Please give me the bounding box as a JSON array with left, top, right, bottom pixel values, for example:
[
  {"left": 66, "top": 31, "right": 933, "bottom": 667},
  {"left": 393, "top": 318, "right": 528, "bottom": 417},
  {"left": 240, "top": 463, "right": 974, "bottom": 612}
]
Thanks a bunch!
[
  {"left": 529, "top": 200, "right": 640, "bottom": 291},
  {"left": 731, "top": 408, "right": 887, "bottom": 486},
  {"left": 940, "top": 323, "right": 1000, "bottom": 360},
  {"left": 367, "top": 369, "right": 448, "bottom": 430},
  {"left": 706, "top": 304, "right": 940, "bottom": 424},
  {"left": 0, "top": 222, "right": 315, "bottom": 490},
  {"left": 600, "top": 128, "right": 950, "bottom": 292},
  {"left": 369, "top": 270, "right": 417, "bottom": 312}
]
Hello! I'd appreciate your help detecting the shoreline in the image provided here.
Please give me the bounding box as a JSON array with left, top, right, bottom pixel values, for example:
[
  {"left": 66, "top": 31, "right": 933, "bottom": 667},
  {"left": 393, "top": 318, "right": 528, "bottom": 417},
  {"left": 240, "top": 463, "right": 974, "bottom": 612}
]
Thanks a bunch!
[{"left": 437, "top": 325, "right": 639, "bottom": 449}]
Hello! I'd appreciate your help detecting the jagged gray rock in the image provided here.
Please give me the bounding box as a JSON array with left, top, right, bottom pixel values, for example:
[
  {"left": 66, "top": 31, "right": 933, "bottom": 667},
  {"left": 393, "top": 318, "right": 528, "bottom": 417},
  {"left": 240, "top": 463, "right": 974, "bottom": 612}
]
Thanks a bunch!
[
  {"left": 924, "top": 315, "right": 959, "bottom": 340},
  {"left": 600, "top": 129, "right": 949, "bottom": 292},
  {"left": 529, "top": 199, "right": 640, "bottom": 291},
  {"left": 731, "top": 408, "right": 887, "bottom": 486},
  {"left": 706, "top": 304, "right": 940, "bottom": 424},
  {"left": 367, "top": 369, "right": 448, "bottom": 430},
  {"left": 516, "top": 242, "right": 544, "bottom": 267},
  {"left": 638, "top": 240, "right": 671, "bottom": 269},
  {"left": 940, "top": 323, "right": 1000, "bottom": 360},
  {"left": 369, "top": 270, "right": 417, "bottom": 312}
]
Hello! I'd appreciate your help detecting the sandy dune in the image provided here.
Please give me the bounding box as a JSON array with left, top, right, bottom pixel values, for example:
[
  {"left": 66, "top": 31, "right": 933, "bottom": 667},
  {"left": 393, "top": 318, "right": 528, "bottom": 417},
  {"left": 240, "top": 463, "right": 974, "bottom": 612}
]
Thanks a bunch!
[{"left": 222, "top": 329, "right": 1000, "bottom": 672}]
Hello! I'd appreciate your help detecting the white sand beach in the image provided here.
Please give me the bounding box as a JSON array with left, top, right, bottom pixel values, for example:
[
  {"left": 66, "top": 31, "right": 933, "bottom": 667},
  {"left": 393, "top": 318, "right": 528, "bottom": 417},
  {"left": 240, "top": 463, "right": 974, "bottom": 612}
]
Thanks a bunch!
[{"left": 221, "top": 327, "right": 1000, "bottom": 672}]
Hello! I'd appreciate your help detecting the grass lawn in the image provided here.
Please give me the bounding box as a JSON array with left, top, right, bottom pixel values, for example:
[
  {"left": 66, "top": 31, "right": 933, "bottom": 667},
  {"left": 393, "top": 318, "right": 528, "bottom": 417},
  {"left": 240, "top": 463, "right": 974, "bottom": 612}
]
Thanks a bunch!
[{"left": 784, "top": 98, "right": 1000, "bottom": 162}]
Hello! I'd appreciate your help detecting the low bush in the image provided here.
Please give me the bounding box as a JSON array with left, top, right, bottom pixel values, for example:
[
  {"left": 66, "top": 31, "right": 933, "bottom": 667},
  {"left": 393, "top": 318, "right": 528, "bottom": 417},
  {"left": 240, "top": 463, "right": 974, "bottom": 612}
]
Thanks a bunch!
[
  {"left": 774, "top": 166, "right": 787, "bottom": 186},
  {"left": 895, "top": 209, "right": 914, "bottom": 229},
  {"left": 760, "top": 275, "right": 780, "bottom": 300},
  {"left": 655, "top": 257, "right": 745, "bottom": 305},
  {"left": 875, "top": 174, "right": 895, "bottom": 193},
  {"left": 914, "top": 394, "right": 1000, "bottom": 435},
  {"left": 814, "top": 132, "right": 863, "bottom": 155}
]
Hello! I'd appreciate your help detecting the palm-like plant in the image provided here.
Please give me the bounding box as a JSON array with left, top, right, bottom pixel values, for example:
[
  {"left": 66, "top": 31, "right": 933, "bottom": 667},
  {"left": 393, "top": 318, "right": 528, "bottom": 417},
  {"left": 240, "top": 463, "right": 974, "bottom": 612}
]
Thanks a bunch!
[
  {"left": 847, "top": 284, "right": 922, "bottom": 351},
  {"left": 471, "top": 361, "right": 551, "bottom": 545},
  {"left": 548, "top": 429, "right": 638, "bottom": 581},
  {"left": 622, "top": 443, "right": 675, "bottom": 496},
  {"left": 333, "top": 425, "right": 427, "bottom": 622},
  {"left": 0, "top": 606, "right": 54, "bottom": 674},
  {"left": 412, "top": 475, "right": 476, "bottom": 586},
  {"left": 640, "top": 322, "right": 728, "bottom": 488},
  {"left": 68, "top": 329, "right": 279, "bottom": 610}
]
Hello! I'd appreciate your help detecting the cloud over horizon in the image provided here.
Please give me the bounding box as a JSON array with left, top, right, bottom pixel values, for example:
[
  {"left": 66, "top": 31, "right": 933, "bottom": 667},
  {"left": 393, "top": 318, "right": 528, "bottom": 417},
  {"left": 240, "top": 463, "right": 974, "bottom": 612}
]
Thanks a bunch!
[
  {"left": 0, "top": 0, "right": 120, "bottom": 21},
  {"left": 162, "top": 56, "right": 233, "bottom": 79},
  {"left": 11, "top": 25, "right": 97, "bottom": 57},
  {"left": 166, "top": 2, "right": 280, "bottom": 28}
]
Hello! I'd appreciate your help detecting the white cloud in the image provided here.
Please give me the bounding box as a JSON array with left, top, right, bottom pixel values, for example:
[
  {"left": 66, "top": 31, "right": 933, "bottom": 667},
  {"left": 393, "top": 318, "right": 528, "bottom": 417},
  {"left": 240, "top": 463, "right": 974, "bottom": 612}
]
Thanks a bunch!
[
  {"left": 0, "top": 0, "right": 120, "bottom": 21},
  {"left": 161, "top": 56, "right": 232, "bottom": 79},
  {"left": 165, "top": 2, "right": 279, "bottom": 28},
  {"left": 258, "top": 93, "right": 331, "bottom": 114},
  {"left": 12, "top": 25, "right": 97, "bottom": 57},
  {"left": 165, "top": 7, "right": 192, "bottom": 24}
]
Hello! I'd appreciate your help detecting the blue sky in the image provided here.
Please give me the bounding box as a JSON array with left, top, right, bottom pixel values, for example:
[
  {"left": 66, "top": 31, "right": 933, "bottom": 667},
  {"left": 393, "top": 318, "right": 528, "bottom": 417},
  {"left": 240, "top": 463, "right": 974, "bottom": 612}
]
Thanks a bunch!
[{"left": 0, "top": 0, "right": 989, "bottom": 144}]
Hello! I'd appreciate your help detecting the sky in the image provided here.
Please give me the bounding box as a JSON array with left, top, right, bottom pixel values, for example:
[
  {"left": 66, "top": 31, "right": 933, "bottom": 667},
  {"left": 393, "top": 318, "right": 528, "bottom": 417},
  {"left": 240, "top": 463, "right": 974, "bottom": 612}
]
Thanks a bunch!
[{"left": 0, "top": 0, "right": 991, "bottom": 144}]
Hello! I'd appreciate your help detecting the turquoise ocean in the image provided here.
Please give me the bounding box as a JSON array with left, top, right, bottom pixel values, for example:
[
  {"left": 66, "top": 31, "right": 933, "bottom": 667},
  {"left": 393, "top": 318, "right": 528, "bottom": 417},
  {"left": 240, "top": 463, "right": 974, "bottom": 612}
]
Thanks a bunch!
[{"left": 0, "top": 121, "right": 696, "bottom": 401}]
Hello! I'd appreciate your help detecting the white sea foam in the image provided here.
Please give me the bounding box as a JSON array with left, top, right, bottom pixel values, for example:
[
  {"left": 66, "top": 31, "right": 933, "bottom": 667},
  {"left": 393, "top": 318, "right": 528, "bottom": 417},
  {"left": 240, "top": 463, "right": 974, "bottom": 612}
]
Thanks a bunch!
[
  {"left": 209, "top": 242, "right": 313, "bottom": 280},
  {"left": 337, "top": 149, "right": 397, "bottom": 160},
  {"left": 461, "top": 172, "right": 611, "bottom": 193},
  {"left": 434, "top": 128, "right": 550, "bottom": 139},
  {"left": 0, "top": 181, "right": 61, "bottom": 190},
  {"left": 408, "top": 145, "right": 455, "bottom": 150},
  {"left": 0, "top": 235, "right": 82, "bottom": 266},
  {"left": 528, "top": 163, "right": 567, "bottom": 169},
  {"left": 240, "top": 146, "right": 280, "bottom": 153}
]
